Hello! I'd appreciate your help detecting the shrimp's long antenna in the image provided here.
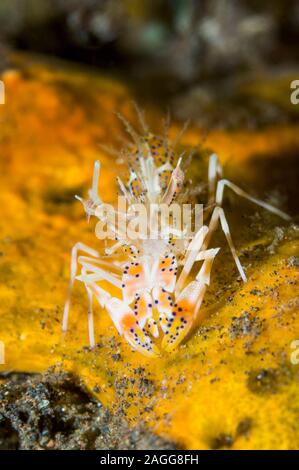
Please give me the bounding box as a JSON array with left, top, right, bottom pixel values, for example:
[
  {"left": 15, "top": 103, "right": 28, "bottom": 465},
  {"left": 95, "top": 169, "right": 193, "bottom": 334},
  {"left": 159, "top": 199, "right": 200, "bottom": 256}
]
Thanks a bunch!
[
  {"left": 132, "top": 101, "right": 148, "bottom": 133},
  {"left": 116, "top": 112, "right": 140, "bottom": 145},
  {"left": 163, "top": 110, "right": 171, "bottom": 146},
  {"left": 173, "top": 119, "right": 190, "bottom": 147}
]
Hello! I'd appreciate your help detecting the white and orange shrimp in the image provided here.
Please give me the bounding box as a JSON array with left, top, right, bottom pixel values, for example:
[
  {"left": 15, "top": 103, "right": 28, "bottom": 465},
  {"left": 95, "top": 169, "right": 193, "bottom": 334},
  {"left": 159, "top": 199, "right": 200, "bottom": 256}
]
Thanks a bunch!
[{"left": 62, "top": 111, "right": 290, "bottom": 357}]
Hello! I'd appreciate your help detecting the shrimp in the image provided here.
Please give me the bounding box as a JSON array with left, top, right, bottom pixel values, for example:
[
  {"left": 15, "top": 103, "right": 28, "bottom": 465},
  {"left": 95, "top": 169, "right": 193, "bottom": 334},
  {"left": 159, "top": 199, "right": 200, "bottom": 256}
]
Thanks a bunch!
[{"left": 62, "top": 111, "right": 290, "bottom": 357}]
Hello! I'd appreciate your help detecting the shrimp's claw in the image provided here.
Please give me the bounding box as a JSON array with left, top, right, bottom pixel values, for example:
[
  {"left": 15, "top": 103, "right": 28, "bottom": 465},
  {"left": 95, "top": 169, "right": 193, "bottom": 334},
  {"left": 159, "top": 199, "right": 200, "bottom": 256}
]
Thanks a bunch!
[
  {"left": 121, "top": 261, "right": 147, "bottom": 304},
  {"left": 133, "top": 290, "right": 153, "bottom": 329},
  {"left": 123, "top": 322, "right": 160, "bottom": 357},
  {"left": 161, "top": 300, "right": 193, "bottom": 352},
  {"left": 155, "top": 253, "right": 177, "bottom": 292},
  {"left": 147, "top": 318, "right": 159, "bottom": 338},
  {"left": 161, "top": 266, "right": 212, "bottom": 351},
  {"left": 105, "top": 297, "right": 159, "bottom": 357},
  {"left": 153, "top": 286, "right": 174, "bottom": 317}
]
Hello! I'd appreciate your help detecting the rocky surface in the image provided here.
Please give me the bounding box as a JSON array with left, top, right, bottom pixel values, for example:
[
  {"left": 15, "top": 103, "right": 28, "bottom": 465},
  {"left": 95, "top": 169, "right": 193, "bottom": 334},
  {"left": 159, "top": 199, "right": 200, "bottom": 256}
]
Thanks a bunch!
[{"left": 0, "top": 369, "right": 175, "bottom": 450}]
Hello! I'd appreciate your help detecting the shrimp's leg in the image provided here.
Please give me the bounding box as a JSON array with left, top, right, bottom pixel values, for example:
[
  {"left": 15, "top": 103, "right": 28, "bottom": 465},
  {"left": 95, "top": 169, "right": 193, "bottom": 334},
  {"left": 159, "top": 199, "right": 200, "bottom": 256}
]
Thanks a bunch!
[
  {"left": 162, "top": 252, "right": 219, "bottom": 351},
  {"left": 216, "top": 179, "right": 290, "bottom": 221},
  {"left": 204, "top": 206, "right": 247, "bottom": 282},
  {"left": 77, "top": 256, "right": 123, "bottom": 288},
  {"left": 77, "top": 269, "right": 159, "bottom": 357},
  {"left": 195, "top": 248, "right": 222, "bottom": 261},
  {"left": 104, "top": 297, "right": 160, "bottom": 357},
  {"left": 90, "top": 160, "right": 101, "bottom": 205},
  {"left": 175, "top": 225, "right": 209, "bottom": 295},
  {"left": 203, "top": 177, "right": 290, "bottom": 281},
  {"left": 207, "top": 154, "right": 223, "bottom": 207},
  {"left": 78, "top": 277, "right": 112, "bottom": 348},
  {"left": 82, "top": 273, "right": 130, "bottom": 348},
  {"left": 85, "top": 285, "right": 95, "bottom": 348},
  {"left": 62, "top": 243, "right": 100, "bottom": 332}
]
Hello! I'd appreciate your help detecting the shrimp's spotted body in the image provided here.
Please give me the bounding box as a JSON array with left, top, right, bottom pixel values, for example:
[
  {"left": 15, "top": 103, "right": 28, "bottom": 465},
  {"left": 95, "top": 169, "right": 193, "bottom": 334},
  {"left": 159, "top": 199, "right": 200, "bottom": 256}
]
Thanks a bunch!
[{"left": 62, "top": 111, "right": 290, "bottom": 357}]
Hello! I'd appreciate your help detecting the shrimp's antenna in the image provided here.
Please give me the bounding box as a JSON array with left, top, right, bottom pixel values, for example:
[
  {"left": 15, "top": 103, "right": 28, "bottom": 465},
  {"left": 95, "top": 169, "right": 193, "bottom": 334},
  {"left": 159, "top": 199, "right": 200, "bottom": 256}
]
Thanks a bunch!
[
  {"left": 116, "top": 112, "right": 140, "bottom": 145},
  {"left": 132, "top": 101, "right": 148, "bottom": 133}
]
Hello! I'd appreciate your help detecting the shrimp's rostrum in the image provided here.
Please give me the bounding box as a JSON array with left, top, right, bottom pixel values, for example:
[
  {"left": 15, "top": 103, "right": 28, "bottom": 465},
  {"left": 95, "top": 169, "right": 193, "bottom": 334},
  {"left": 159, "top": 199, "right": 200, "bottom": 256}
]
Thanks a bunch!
[{"left": 62, "top": 111, "right": 290, "bottom": 357}]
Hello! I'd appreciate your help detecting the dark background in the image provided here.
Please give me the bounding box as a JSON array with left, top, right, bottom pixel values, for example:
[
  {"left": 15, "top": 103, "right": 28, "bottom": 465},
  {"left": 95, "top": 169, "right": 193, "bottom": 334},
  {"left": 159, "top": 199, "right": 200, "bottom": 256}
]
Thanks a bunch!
[{"left": 0, "top": 0, "right": 298, "bottom": 103}]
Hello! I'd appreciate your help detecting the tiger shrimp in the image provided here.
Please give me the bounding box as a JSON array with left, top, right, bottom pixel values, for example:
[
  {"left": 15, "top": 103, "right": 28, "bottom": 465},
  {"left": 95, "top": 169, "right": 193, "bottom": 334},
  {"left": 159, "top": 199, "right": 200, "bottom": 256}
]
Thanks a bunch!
[{"left": 62, "top": 110, "right": 290, "bottom": 357}]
